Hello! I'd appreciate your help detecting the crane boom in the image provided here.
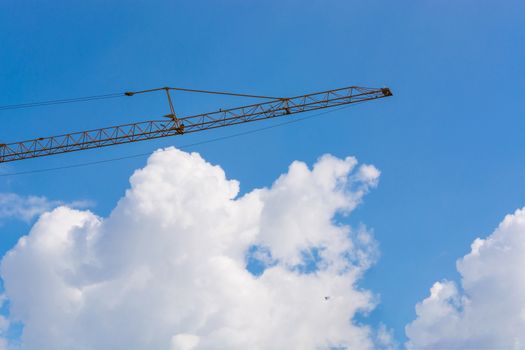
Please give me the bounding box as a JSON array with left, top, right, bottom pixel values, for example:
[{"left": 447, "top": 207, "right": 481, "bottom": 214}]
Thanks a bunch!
[{"left": 0, "top": 86, "right": 392, "bottom": 163}]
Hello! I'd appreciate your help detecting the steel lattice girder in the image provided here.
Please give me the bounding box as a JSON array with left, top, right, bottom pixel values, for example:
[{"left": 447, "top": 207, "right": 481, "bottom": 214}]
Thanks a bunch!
[{"left": 0, "top": 86, "right": 392, "bottom": 163}]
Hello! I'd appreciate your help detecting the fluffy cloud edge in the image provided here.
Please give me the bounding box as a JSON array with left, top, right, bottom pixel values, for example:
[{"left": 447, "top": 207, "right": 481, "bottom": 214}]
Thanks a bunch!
[
  {"left": 0, "top": 147, "right": 389, "bottom": 350},
  {"left": 405, "top": 207, "right": 525, "bottom": 349},
  {"left": 0, "top": 193, "right": 93, "bottom": 223}
]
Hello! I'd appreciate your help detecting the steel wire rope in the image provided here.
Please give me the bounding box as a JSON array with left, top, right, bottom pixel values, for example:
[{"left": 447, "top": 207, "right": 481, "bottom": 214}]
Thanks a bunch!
[
  {"left": 0, "top": 86, "right": 281, "bottom": 112},
  {"left": 0, "top": 93, "right": 125, "bottom": 111}
]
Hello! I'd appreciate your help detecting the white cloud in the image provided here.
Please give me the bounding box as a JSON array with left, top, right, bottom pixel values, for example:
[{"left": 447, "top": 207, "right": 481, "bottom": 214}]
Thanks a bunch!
[
  {"left": 376, "top": 324, "right": 398, "bottom": 350},
  {"left": 0, "top": 193, "right": 92, "bottom": 222},
  {"left": 0, "top": 193, "right": 60, "bottom": 222},
  {"left": 406, "top": 207, "right": 525, "bottom": 349},
  {"left": 0, "top": 147, "right": 385, "bottom": 350}
]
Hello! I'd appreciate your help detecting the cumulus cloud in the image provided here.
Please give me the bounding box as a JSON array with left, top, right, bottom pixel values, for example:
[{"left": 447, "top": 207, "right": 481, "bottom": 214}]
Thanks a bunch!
[
  {"left": 0, "top": 193, "right": 91, "bottom": 222},
  {"left": 406, "top": 207, "right": 525, "bottom": 349},
  {"left": 0, "top": 147, "right": 384, "bottom": 350}
]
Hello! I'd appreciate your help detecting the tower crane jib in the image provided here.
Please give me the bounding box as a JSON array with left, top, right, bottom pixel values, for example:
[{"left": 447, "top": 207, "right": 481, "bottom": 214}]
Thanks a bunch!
[{"left": 0, "top": 85, "right": 392, "bottom": 163}]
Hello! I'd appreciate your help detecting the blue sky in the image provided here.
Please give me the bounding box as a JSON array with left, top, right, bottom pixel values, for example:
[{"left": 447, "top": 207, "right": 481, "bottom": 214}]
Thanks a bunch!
[{"left": 1, "top": 0, "right": 524, "bottom": 346}]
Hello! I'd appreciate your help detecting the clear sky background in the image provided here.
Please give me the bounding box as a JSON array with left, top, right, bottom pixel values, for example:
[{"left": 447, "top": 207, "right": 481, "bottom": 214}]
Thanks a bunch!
[{"left": 0, "top": 0, "right": 524, "bottom": 346}]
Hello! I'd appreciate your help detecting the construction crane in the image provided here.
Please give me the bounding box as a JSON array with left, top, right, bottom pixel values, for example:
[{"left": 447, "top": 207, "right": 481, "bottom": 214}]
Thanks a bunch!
[{"left": 0, "top": 85, "right": 392, "bottom": 163}]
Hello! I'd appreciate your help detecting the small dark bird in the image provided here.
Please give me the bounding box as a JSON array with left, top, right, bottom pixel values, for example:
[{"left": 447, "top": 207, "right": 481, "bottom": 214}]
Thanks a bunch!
[{"left": 324, "top": 296, "right": 330, "bottom": 300}]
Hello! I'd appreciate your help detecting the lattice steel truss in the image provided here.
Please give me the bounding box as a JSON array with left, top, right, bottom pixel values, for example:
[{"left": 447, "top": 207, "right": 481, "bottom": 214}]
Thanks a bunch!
[{"left": 0, "top": 86, "right": 392, "bottom": 163}]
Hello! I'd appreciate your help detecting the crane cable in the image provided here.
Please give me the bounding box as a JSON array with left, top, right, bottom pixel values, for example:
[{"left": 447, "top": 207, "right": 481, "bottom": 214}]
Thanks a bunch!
[
  {"left": 0, "top": 92, "right": 124, "bottom": 111},
  {"left": 125, "top": 86, "right": 283, "bottom": 100},
  {"left": 0, "top": 103, "right": 359, "bottom": 177},
  {"left": 0, "top": 86, "right": 282, "bottom": 111}
]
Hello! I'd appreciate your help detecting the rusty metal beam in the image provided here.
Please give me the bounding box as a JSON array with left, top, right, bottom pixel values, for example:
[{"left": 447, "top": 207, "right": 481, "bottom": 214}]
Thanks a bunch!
[{"left": 0, "top": 86, "right": 392, "bottom": 163}]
